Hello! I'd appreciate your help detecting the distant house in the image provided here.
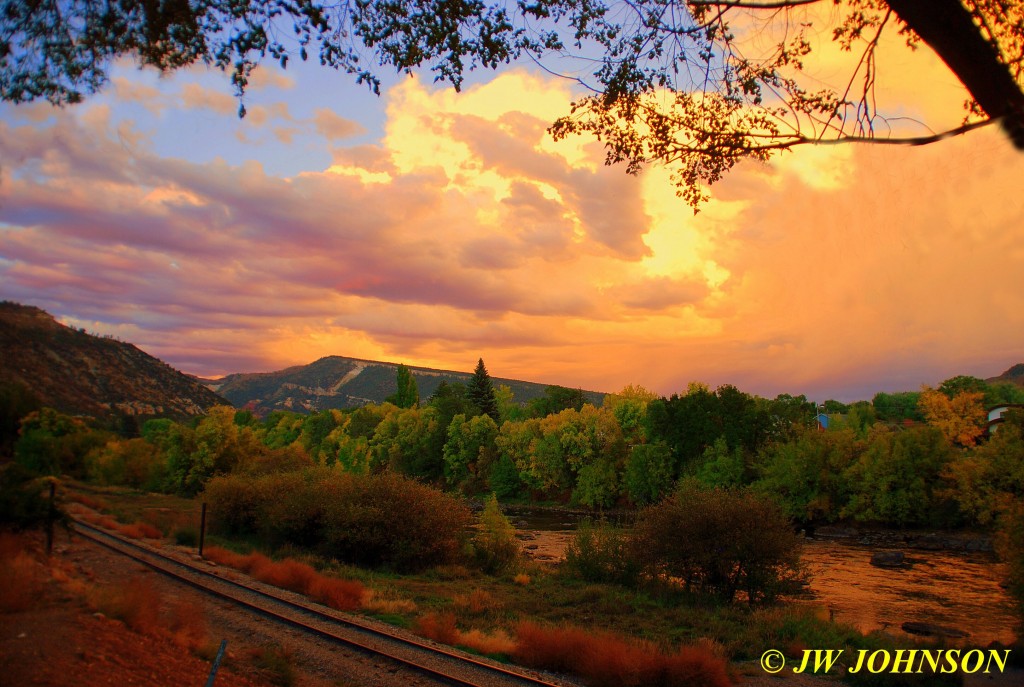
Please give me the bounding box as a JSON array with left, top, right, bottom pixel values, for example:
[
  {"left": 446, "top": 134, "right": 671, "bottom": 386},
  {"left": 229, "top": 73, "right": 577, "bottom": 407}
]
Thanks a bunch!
[
  {"left": 987, "top": 404, "right": 1024, "bottom": 434},
  {"left": 815, "top": 412, "right": 829, "bottom": 430}
]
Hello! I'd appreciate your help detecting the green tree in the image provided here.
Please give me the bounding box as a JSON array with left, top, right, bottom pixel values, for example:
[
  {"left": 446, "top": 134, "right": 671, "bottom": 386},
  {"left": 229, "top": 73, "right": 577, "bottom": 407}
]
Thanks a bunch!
[
  {"left": 14, "top": 408, "right": 107, "bottom": 477},
  {"left": 944, "top": 416, "right": 1024, "bottom": 526},
  {"left": 369, "top": 404, "right": 440, "bottom": 477},
  {"left": 7, "top": 2, "right": 1023, "bottom": 206},
  {"left": 623, "top": 441, "right": 675, "bottom": 506},
  {"left": 442, "top": 412, "right": 499, "bottom": 493},
  {"left": 495, "top": 417, "right": 544, "bottom": 495},
  {"left": 755, "top": 427, "right": 861, "bottom": 523},
  {"left": 841, "top": 425, "right": 955, "bottom": 527},
  {"left": 467, "top": 358, "right": 500, "bottom": 423},
  {"left": 487, "top": 453, "right": 523, "bottom": 499},
  {"left": 299, "top": 409, "right": 344, "bottom": 462},
  {"left": 85, "top": 437, "right": 167, "bottom": 490},
  {"left": 527, "top": 385, "right": 586, "bottom": 418},
  {"left": 386, "top": 364, "right": 420, "bottom": 409},
  {"left": 695, "top": 437, "right": 745, "bottom": 489},
  {"left": 872, "top": 391, "right": 924, "bottom": 423},
  {"left": 494, "top": 384, "right": 524, "bottom": 423}
]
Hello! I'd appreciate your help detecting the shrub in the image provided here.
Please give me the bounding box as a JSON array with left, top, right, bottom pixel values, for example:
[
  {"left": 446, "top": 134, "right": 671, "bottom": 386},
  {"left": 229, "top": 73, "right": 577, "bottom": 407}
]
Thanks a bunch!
[
  {"left": 205, "top": 469, "right": 472, "bottom": 572},
  {"left": 415, "top": 611, "right": 459, "bottom": 645},
  {"left": 251, "top": 557, "right": 319, "bottom": 593},
  {"left": 306, "top": 576, "right": 367, "bottom": 611},
  {"left": 633, "top": 480, "right": 802, "bottom": 603},
  {"left": 564, "top": 518, "right": 640, "bottom": 586},
  {"left": 472, "top": 494, "right": 520, "bottom": 574}
]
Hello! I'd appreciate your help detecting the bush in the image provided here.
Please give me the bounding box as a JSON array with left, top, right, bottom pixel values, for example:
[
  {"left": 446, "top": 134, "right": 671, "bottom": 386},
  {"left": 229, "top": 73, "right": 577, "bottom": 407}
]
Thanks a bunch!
[
  {"left": 415, "top": 611, "right": 459, "bottom": 645},
  {"left": 633, "top": 480, "right": 802, "bottom": 603},
  {"left": 205, "top": 469, "right": 472, "bottom": 572},
  {"left": 564, "top": 518, "right": 640, "bottom": 586},
  {"left": 472, "top": 494, "right": 521, "bottom": 574}
]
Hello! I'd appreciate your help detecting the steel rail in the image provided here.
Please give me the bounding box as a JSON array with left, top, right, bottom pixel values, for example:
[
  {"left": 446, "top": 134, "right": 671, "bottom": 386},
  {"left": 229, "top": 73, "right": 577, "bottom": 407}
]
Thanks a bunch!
[{"left": 71, "top": 519, "right": 568, "bottom": 687}]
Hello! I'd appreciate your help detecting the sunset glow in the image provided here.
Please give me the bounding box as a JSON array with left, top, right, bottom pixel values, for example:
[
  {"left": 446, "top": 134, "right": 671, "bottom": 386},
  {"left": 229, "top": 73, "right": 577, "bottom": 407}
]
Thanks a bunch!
[{"left": 1, "top": 20, "right": 1022, "bottom": 402}]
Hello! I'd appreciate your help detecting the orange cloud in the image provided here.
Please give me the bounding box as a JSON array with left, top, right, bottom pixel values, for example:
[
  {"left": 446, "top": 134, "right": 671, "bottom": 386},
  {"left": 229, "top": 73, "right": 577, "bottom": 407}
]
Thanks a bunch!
[{"left": 1, "top": 59, "right": 1021, "bottom": 400}]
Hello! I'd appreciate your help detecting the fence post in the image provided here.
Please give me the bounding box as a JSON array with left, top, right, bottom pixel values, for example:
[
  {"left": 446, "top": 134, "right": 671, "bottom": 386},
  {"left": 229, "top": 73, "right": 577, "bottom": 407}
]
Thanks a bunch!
[
  {"left": 198, "top": 502, "right": 207, "bottom": 557},
  {"left": 45, "top": 481, "right": 55, "bottom": 556},
  {"left": 204, "top": 639, "right": 228, "bottom": 687}
]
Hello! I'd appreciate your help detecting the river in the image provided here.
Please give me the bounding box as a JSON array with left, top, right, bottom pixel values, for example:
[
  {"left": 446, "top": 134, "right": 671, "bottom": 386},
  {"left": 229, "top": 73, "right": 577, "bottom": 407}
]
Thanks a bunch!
[{"left": 507, "top": 508, "right": 1019, "bottom": 646}]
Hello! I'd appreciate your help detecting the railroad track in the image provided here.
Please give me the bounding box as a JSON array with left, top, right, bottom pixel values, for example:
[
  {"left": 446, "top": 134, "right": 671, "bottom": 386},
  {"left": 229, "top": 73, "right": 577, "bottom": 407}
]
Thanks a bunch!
[{"left": 71, "top": 518, "right": 574, "bottom": 687}]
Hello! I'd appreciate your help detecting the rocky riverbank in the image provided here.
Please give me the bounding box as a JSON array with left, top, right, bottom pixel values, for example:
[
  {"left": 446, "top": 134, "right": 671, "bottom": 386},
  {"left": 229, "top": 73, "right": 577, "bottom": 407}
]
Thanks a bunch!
[{"left": 812, "top": 525, "right": 994, "bottom": 552}]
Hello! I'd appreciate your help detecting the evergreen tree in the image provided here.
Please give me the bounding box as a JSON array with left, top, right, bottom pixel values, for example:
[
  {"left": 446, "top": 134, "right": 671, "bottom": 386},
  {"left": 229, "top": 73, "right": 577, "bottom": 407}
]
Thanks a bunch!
[{"left": 468, "top": 358, "right": 500, "bottom": 423}]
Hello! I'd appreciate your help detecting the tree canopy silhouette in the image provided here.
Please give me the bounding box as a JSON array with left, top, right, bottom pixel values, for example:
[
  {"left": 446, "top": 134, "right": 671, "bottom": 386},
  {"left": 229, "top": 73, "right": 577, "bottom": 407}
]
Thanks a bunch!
[{"left": 4, "top": 0, "right": 1022, "bottom": 206}]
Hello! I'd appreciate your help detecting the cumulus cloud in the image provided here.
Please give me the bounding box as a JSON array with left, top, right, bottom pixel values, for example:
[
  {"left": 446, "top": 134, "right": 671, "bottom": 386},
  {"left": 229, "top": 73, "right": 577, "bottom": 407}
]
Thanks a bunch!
[
  {"left": 1, "top": 67, "right": 1021, "bottom": 399},
  {"left": 180, "top": 83, "right": 237, "bottom": 115},
  {"left": 313, "top": 108, "right": 365, "bottom": 140}
]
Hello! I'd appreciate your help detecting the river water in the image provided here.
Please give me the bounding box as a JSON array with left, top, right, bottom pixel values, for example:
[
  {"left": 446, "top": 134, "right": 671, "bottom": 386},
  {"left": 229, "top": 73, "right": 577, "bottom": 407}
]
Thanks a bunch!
[{"left": 507, "top": 508, "right": 1019, "bottom": 645}]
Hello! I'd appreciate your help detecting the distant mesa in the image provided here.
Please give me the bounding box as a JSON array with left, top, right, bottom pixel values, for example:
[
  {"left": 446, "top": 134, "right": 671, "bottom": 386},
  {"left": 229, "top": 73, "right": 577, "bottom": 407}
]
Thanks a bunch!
[
  {"left": 210, "top": 356, "right": 605, "bottom": 416},
  {"left": 0, "top": 301, "right": 226, "bottom": 420},
  {"left": 0, "top": 300, "right": 604, "bottom": 420}
]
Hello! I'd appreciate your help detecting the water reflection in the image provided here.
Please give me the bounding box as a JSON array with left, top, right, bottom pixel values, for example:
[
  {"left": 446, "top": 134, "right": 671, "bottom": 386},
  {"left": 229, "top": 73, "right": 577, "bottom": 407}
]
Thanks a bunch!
[
  {"left": 508, "top": 507, "right": 1018, "bottom": 645},
  {"left": 798, "top": 538, "right": 1017, "bottom": 645}
]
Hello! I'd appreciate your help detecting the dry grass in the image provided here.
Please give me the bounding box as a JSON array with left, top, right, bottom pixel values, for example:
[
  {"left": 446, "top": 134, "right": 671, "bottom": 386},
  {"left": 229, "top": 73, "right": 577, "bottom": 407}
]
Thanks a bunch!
[
  {"left": 245, "top": 644, "right": 297, "bottom": 687},
  {"left": 0, "top": 534, "right": 41, "bottom": 613},
  {"left": 513, "top": 621, "right": 732, "bottom": 687},
  {"left": 66, "top": 493, "right": 111, "bottom": 511},
  {"left": 457, "top": 628, "right": 517, "bottom": 656},
  {"left": 167, "top": 599, "right": 209, "bottom": 650},
  {"left": 363, "top": 591, "right": 418, "bottom": 615},
  {"left": 453, "top": 589, "right": 499, "bottom": 614},
  {"left": 512, "top": 573, "right": 531, "bottom": 586},
  {"left": 119, "top": 522, "right": 163, "bottom": 540},
  {"left": 89, "top": 578, "right": 162, "bottom": 634},
  {"left": 204, "top": 546, "right": 367, "bottom": 612}
]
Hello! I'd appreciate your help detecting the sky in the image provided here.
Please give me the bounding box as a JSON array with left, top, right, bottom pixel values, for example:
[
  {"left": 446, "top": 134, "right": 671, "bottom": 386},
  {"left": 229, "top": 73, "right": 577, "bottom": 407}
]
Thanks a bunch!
[{"left": 1, "top": 9, "right": 1023, "bottom": 403}]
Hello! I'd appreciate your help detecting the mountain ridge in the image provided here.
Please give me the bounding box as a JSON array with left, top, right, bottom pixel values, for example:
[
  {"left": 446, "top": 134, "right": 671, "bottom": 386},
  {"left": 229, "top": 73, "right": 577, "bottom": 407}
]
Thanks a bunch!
[
  {"left": 0, "top": 301, "right": 227, "bottom": 419},
  {"left": 208, "top": 355, "right": 607, "bottom": 415}
]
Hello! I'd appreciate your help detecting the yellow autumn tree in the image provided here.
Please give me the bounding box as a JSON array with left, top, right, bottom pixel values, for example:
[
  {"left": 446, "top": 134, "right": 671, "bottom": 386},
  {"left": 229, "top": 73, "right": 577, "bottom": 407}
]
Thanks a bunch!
[{"left": 917, "top": 386, "right": 986, "bottom": 448}]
